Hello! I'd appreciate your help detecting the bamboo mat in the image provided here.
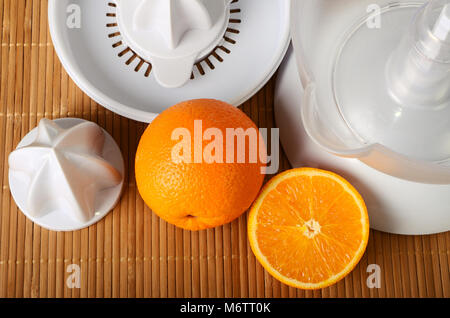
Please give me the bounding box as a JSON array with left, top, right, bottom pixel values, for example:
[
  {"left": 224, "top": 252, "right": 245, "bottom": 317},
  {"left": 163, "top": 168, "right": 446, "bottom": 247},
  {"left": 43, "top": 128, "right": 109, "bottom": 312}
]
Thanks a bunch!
[{"left": 0, "top": 0, "right": 448, "bottom": 298}]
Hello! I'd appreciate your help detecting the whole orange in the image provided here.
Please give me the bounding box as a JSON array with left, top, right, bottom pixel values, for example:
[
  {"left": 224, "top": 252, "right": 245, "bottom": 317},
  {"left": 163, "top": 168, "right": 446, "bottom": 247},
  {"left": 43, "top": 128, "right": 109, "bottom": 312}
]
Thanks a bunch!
[{"left": 135, "top": 99, "right": 266, "bottom": 231}]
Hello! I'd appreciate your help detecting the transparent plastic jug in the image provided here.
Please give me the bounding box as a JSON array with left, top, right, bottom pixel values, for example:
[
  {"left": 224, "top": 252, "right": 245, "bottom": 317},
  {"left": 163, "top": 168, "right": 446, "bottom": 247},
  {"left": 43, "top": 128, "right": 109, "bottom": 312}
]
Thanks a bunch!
[{"left": 291, "top": 0, "right": 450, "bottom": 184}]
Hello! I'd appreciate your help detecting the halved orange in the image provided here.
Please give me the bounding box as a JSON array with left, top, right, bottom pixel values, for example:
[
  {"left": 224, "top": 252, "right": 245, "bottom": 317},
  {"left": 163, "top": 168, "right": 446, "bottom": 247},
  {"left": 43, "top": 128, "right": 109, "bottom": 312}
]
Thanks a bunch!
[{"left": 248, "top": 168, "right": 370, "bottom": 289}]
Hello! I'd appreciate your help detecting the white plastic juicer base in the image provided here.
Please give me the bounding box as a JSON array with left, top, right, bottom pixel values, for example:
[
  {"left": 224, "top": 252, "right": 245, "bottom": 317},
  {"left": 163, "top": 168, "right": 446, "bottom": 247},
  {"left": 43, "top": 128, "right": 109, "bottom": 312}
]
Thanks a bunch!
[
  {"left": 8, "top": 118, "right": 125, "bottom": 232},
  {"left": 274, "top": 47, "right": 450, "bottom": 235}
]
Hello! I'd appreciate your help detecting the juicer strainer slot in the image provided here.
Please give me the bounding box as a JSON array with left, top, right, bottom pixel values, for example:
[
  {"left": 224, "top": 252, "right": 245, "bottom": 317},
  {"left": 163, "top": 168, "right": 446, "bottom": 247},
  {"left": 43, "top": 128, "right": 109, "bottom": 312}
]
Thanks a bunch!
[{"left": 106, "top": 1, "right": 241, "bottom": 81}]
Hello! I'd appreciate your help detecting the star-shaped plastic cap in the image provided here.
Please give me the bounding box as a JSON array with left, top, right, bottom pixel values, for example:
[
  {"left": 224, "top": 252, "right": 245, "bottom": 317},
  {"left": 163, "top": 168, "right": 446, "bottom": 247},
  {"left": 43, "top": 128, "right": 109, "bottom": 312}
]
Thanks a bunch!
[{"left": 8, "top": 119, "right": 124, "bottom": 230}]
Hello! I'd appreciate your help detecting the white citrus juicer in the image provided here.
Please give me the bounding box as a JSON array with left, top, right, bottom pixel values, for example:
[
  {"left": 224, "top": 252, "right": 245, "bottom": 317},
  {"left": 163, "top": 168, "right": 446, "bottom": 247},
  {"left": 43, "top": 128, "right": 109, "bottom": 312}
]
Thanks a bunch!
[
  {"left": 48, "top": 0, "right": 290, "bottom": 122},
  {"left": 275, "top": 0, "right": 450, "bottom": 234}
]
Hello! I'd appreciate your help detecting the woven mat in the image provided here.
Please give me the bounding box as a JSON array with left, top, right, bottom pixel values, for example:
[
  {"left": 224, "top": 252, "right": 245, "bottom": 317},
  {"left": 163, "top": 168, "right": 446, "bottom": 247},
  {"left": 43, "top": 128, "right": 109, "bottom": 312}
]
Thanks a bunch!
[{"left": 0, "top": 0, "right": 448, "bottom": 298}]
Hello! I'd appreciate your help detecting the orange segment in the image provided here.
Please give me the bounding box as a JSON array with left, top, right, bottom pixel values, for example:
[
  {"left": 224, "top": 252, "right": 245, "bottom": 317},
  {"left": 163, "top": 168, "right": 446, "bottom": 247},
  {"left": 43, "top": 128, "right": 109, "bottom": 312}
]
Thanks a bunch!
[{"left": 248, "top": 168, "right": 369, "bottom": 289}]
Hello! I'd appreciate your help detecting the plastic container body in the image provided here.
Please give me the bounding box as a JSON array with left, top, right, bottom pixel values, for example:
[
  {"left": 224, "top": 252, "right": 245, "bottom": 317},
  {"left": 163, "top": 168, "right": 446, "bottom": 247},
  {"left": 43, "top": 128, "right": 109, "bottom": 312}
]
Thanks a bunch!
[{"left": 291, "top": 0, "right": 450, "bottom": 184}]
